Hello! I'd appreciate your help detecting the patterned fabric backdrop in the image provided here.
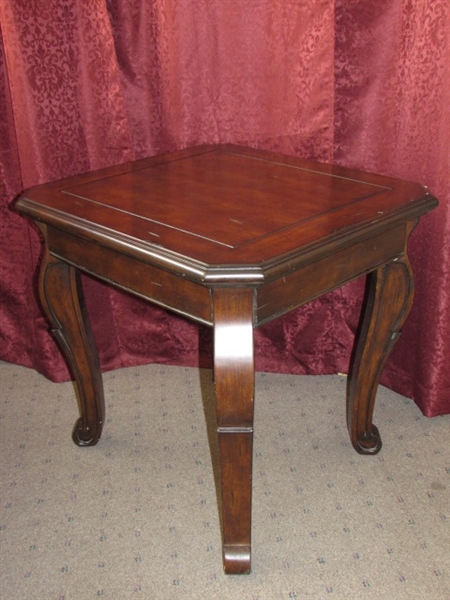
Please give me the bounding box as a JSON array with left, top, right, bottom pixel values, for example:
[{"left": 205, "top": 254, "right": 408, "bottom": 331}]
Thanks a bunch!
[
  {"left": 333, "top": 0, "right": 449, "bottom": 415},
  {"left": 1, "top": 0, "right": 448, "bottom": 416}
]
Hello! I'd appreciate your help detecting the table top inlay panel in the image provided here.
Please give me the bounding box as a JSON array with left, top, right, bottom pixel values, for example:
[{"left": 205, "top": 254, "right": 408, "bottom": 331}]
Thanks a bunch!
[{"left": 61, "top": 151, "right": 390, "bottom": 249}]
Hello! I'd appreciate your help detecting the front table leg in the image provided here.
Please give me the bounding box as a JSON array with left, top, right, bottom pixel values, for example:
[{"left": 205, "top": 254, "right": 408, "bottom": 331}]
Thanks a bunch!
[
  {"left": 213, "top": 287, "right": 255, "bottom": 574},
  {"left": 347, "top": 256, "right": 414, "bottom": 455},
  {"left": 39, "top": 249, "right": 105, "bottom": 446}
]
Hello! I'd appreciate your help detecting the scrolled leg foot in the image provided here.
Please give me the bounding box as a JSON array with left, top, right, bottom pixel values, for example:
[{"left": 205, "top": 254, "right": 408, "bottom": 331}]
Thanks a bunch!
[
  {"left": 223, "top": 545, "right": 251, "bottom": 575},
  {"left": 39, "top": 250, "right": 105, "bottom": 446},
  {"left": 353, "top": 424, "right": 382, "bottom": 456},
  {"left": 348, "top": 256, "right": 414, "bottom": 455},
  {"left": 72, "top": 416, "right": 103, "bottom": 447}
]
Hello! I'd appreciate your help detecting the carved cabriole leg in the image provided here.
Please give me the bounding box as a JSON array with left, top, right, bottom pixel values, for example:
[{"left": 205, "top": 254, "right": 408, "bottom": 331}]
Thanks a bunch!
[
  {"left": 213, "top": 287, "right": 255, "bottom": 574},
  {"left": 347, "top": 254, "right": 415, "bottom": 455},
  {"left": 38, "top": 244, "right": 105, "bottom": 446}
]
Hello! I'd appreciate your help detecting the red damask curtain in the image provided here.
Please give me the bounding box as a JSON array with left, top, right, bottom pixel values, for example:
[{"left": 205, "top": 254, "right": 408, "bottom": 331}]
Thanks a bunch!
[
  {"left": 334, "top": 1, "right": 449, "bottom": 415},
  {"left": 1, "top": 1, "right": 448, "bottom": 415}
]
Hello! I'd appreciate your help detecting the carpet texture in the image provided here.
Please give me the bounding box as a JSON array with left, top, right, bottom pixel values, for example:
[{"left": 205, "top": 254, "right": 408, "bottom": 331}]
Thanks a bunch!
[{"left": 0, "top": 362, "right": 449, "bottom": 599}]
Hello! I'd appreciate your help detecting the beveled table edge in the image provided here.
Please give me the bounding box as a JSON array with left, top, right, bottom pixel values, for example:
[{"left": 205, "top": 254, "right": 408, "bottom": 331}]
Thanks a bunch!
[
  {"left": 15, "top": 144, "right": 439, "bottom": 286},
  {"left": 16, "top": 195, "right": 438, "bottom": 286}
]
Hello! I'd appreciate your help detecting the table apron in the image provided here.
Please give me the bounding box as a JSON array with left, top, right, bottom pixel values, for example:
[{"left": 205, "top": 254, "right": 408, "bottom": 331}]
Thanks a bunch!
[
  {"left": 46, "top": 222, "right": 408, "bottom": 329},
  {"left": 256, "top": 223, "right": 408, "bottom": 325},
  {"left": 46, "top": 227, "right": 213, "bottom": 325}
]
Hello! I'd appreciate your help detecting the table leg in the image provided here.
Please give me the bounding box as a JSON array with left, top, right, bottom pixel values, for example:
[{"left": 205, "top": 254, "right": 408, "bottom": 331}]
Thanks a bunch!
[
  {"left": 213, "top": 287, "right": 255, "bottom": 574},
  {"left": 347, "top": 256, "right": 414, "bottom": 455},
  {"left": 39, "top": 249, "right": 105, "bottom": 446}
]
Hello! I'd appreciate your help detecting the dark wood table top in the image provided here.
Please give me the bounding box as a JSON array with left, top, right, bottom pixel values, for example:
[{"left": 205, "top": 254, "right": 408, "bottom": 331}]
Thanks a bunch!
[{"left": 17, "top": 144, "right": 436, "bottom": 284}]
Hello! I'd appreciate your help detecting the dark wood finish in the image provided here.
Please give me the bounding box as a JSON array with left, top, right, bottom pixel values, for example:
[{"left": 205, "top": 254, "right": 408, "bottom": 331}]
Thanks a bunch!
[
  {"left": 37, "top": 227, "right": 105, "bottom": 446},
  {"left": 347, "top": 250, "right": 415, "bottom": 454},
  {"left": 213, "top": 287, "right": 255, "bottom": 574},
  {"left": 16, "top": 144, "right": 438, "bottom": 574}
]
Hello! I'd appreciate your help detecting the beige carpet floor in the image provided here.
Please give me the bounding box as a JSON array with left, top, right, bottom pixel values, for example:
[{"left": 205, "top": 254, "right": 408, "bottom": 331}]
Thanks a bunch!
[{"left": 0, "top": 361, "right": 449, "bottom": 599}]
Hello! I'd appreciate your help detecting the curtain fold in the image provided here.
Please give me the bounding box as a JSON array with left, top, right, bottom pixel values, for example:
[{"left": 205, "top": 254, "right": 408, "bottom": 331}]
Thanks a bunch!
[
  {"left": 1, "top": 0, "right": 448, "bottom": 415},
  {"left": 334, "top": 0, "right": 450, "bottom": 415}
]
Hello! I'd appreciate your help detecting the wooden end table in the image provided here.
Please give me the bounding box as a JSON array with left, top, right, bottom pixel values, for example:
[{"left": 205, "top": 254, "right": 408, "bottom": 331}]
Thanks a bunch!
[{"left": 16, "top": 144, "right": 438, "bottom": 574}]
